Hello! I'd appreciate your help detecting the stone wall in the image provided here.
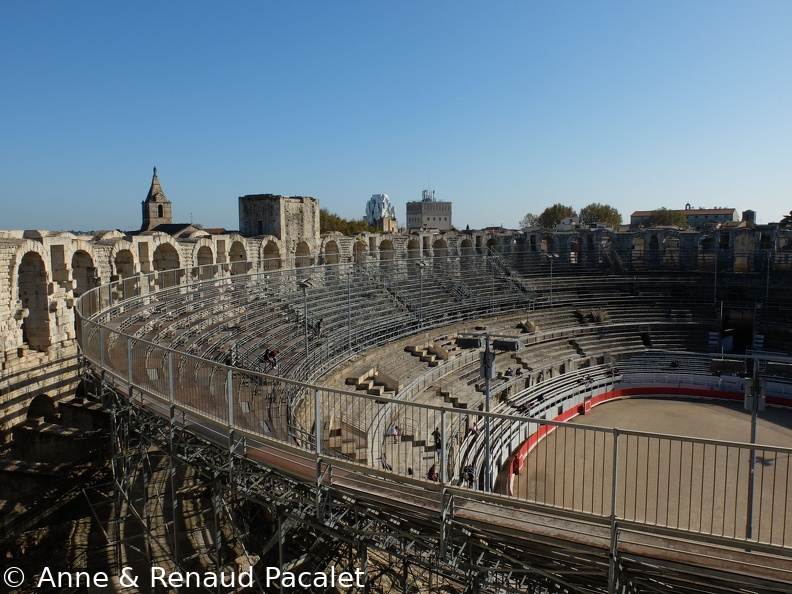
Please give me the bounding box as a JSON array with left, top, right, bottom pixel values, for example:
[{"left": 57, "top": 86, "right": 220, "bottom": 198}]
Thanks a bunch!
[{"left": 2, "top": 218, "right": 792, "bottom": 442}]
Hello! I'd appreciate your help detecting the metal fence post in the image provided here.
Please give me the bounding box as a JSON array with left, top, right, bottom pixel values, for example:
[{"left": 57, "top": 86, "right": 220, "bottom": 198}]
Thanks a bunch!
[
  {"left": 168, "top": 351, "right": 175, "bottom": 404},
  {"left": 99, "top": 326, "right": 105, "bottom": 369},
  {"left": 314, "top": 388, "right": 322, "bottom": 456},
  {"left": 227, "top": 369, "right": 234, "bottom": 428},
  {"left": 127, "top": 337, "right": 133, "bottom": 386},
  {"left": 608, "top": 427, "right": 620, "bottom": 594},
  {"left": 440, "top": 408, "right": 450, "bottom": 559}
]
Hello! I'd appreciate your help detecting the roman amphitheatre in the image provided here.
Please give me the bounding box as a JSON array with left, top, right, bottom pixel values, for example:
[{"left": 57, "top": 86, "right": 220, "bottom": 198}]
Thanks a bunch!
[{"left": 2, "top": 173, "right": 792, "bottom": 592}]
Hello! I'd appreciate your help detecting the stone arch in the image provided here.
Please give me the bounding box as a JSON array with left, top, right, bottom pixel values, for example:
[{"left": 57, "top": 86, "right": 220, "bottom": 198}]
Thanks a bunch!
[
  {"left": 17, "top": 250, "right": 51, "bottom": 352},
  {"left": 109, "top": 240, "right": 137, "bottom": 278},
  {"left": 432, "top": 238, "right": 448, "bottom": 259},
  {"left": 734, "top": 231, "right": 756, "bottom": 272},
  {"left": 261, "top": 240, "right": 281, "bottom": 270},
  {"left": 648, "top": 234, "right": 660, "bottom": 250},
  {"left": 663, "top": 233, "right": 680, "bottom": 269},
  {"left": 460, "top": 238, "right": 474, "bottom": 257},
  {"left": 324, "top": 240, "right": 340, "bottom": 265},
  {"left": 407, "top": 239, "right": 420, "bottom": 260},
  {"left": 114, "top": 249, "right": 135, "bottom": 278},
  {"left": 541, "top": 236, "right": 556, "bottom": 255},
  {"left": 631, "top": 236, "right": 645, "bottom": 268},
  {"left": 599, "top": 233, "right": 616, "bottom": 267},
  {"left": 295, "top": 241, "right": 313, "bottom": 268},
  {"left": 229, "top": 240, "right": 247, "bottom": 262},
  {"left": 698, "top": 235, "right": 715, "bottom": 270},
  {"left": 27, "top": 393, "right": 57, "bottom": 421},
  {"left": 152, "top": 242, "right": 181, "bottom": 288},
  {"left": 153, "top": 242, "right": 180, "bottom": 271},
  {"left": 353, "top": 240, "right": 367, "bottom": 264},
  {"left": 194, "top": 243, "right": 214, "bottom": 267},
  {"left": 569, "top": 236, "right": 582, "bottom": 264},
  {"left": 195, "top": 245, "right": 214, "bottom": 279},
  {"left": 71, "top": 250, "right": 96, "bottom": 297},
  {"left": 379, "top": 239, "right": 395, "bottom": 261},
  {"left": 229, "top": 240, "right": 248, "bottom": 275},
  {"left": 486, "top": 238, "right": 498, "bottom": 253}
]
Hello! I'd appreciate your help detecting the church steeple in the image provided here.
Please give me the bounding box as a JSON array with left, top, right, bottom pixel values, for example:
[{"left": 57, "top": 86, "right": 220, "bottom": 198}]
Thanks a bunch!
[{"left": 141, "top": 166, "right": 173, "bottom": 231}]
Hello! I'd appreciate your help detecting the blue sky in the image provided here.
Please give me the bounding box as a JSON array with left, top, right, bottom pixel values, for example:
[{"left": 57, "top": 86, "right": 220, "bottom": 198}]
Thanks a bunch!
[{"left": 2, "top": 1, "right": 790, "bottom": 232}]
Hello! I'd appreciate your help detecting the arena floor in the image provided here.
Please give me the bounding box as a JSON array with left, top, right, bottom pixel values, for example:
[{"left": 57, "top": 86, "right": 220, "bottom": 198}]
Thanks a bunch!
[
  {"left": 568, "top": 397, "right": 792, "bottom": 445},
  {"left": 512, "top": 397, "right": 792, "bottom": 544}
]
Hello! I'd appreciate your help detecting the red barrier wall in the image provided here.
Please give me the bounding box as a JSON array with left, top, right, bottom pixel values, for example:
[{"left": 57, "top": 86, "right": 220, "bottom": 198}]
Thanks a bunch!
[{"left": 506, "top": 386, "right": 789, "bottom": 495}]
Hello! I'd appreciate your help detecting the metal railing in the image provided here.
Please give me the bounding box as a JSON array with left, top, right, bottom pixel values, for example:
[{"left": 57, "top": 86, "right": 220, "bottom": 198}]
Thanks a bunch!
[{"left": 77, "top": 260, "right": 792, "bottom": 550}]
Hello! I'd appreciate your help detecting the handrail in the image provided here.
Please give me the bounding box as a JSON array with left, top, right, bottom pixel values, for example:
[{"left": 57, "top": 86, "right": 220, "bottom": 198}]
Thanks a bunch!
[{"left": 76, "top": 260, "right": 792, "bottom": 550}]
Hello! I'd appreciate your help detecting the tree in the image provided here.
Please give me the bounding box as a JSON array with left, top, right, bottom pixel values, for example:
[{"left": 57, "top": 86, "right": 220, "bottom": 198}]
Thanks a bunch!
[
  {"left": 579, "top": 203, "right": 622, "bottom": 228},
  {"left": 320, "top": 209, "right": 378, "bottom": 235},
  {"left": 537, "top": 204, "right": 577, "bottom": 230},
  {"left": 519, "top": 212, "right": 539, "bottom": 228},
  {"left": 645, "top": 207, "right": 688, "bottom": 228}
]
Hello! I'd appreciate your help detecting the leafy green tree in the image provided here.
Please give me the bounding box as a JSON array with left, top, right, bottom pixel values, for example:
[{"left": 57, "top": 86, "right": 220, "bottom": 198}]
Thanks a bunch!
[
  {"left": 320, "top": 209, "right": 378, "bottom": 235},
  {"left": 579, "top": 203, "right": 622, "bottom": 228},
  {"left": 537, "top": 203, "right": 577, "bottom": 230},
  {"left": 519, "top": 212, "right": 539, "bottom": 228},
  {"left": 645, "top": 207, "right": 688, "bottom": 228}
]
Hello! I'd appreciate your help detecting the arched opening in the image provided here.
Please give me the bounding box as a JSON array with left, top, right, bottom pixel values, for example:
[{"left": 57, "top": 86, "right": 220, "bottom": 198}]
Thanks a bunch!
[
  {"left": 262, "top": 241, "right": 281, "bottom": 270},
  {"left": 152, "top": 243, "right": 181, "bottom": 287},
  {"left": 157, "top": 204, "right": 163, "bottom": 218},
  {"left": 460, "top": 238, "right": 475, "bottom": 271},
  {"left": 734, "top": 233, "right": 756, "bottom": 272},
  {"left": 18, "top": 251, "right": 51, "bottom": 352},
  {"left": 114, "top": 249, "right": 137, "bottom": 298},
  {"left": 71, "top": 250, "right": 95, "bottom": 297},
  {"left": 27, "top": 393, "right": 57, "bottom": 421},
  {"left": 719, "top": 233, "right": 730, "bottom": 250},
  {"left": 432, "top": 238, "right": 448, "bottom": 259},
  {"left": 295, "top": 241, "right": 313, "bottom": 268},
  {"left": 570, "top": 237, "right": 582, "bottom": 265},
  {"left": 663, "top": 236, "right": 680, "bottom": 269},
  {"left": 353, "top": 241, "right": 366, "bottom": 264},
  {"left": 324, "top": 240, "right": 340, "bottom": 265},
  {"left": 648, "top": 234, "right": 659, "bottom": 250},
  {"left": 196, "top": 246, "right": 214, "bottom": 279},
  {"left": 541, "top": 237, "right": 555, "bottom": 255},
  {"left": 114, "top": 249, "right": 135, "bottom": 278},
  {"left": 407, "top": 239, "right": 420, "bottom": 260},
  {"left": 486, "top": 238, "right": 498, "bottom": 253},
  {"left": 631, "top": 236, "right": 645, "bottom": 269},
  {"left": 600, "top": 235, "right": 615, "bottom": 268},
  {"left": 460, "top": 238, "right": 474, "bottom": 257},
  {"left": 379, "top": 239, "right": 394, "bottom": 261},
  {"left": 698, "top": 236, "right": 715, "bottom": 271},
  {"left": 229, "top": 241, "right": 247, "bottom": 275}
]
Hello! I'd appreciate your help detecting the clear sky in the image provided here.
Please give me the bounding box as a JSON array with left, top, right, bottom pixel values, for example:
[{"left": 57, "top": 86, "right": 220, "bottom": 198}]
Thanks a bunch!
[{"left": 2, "top": 1, "right": 790, "bottom": 232}]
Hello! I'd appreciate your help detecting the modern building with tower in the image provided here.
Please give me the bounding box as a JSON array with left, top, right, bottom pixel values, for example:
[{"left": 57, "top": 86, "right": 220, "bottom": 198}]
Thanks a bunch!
[{"left": 406, "top": 190, "right": 453, "bottom": 231}]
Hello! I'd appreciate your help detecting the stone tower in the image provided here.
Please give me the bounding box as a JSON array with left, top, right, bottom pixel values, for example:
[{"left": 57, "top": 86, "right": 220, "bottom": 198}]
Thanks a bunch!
[
  {"left": 238, "top": 194, "right": 319, "bottom": 241},
  {"left": 141, "top": 167, "right": 173, "bottom": 231}
]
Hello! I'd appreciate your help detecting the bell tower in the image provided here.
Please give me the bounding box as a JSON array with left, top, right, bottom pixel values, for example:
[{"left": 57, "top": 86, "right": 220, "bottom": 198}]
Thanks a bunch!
[{"left": 141, "top": 167, "right": 173, "bottom": 231}]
